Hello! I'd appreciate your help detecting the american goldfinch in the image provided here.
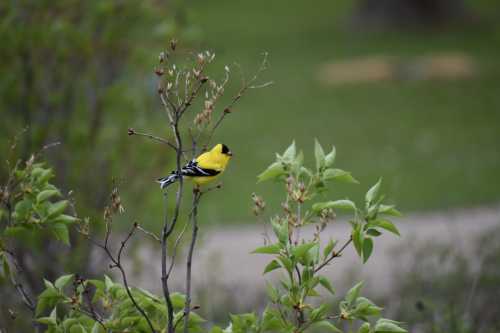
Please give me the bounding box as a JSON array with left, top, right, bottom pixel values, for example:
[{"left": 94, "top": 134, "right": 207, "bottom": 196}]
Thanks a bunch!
[{"left": 157, "top": 143, "right": 233, "bottom": 189}]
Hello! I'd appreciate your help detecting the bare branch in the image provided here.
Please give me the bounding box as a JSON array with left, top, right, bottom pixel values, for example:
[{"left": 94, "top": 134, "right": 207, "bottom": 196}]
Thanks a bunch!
[
  {"left": 2, "top": 249, "right": 35, "bottom": 312},
  {"left": 137, "top": 224, "right": 161, "bottom": 243},
  {"left": 314, "top": 236, "right": 353, "bottom": 273},
  {"left": 202, "top": 52, "right": 270, "bottom": 151},
  {"left": 128, "top": 128, "right": 176, "bottom": 150},
  {"left": 183, "top": 189, "right": 202, "bottom": 333}
]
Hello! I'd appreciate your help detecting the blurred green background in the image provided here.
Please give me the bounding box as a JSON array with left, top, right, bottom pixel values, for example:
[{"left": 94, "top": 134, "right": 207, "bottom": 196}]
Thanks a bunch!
[
  {"left": 2, "top": 0, "right": 499, "bottom": 226},
  {"left": 166, "top": 0, "right": 500, "bottom": 224}
]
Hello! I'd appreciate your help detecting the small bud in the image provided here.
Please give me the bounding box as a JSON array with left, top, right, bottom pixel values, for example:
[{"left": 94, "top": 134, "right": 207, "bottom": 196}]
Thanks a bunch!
[
  {"left": 154, "top": 67, "right": 164, "bottom": 76},
  {"left": 159, "top": 51, "right": 167, "bottom": 63},
  {"left": 170, "top": 39, "right": 177, "bottom": 51},
  {"left": 157, "top": 83, "right": 164, "bottom": 94},
  {"left": 197, "top": 53, "right": 205, "bottom": 64},
  {"left": 223, "top": 107, "right": 231, "bottom": 114},
  {"left": 128, "top": 128, "right": 135, "bottom": 136}
]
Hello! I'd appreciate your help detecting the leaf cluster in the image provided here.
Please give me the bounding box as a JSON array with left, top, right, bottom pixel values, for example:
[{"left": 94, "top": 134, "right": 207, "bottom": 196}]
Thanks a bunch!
[
  {"left": 245, "top": 141, "right": 407, "bottom": 333},
  {"left": 34, "top": 274, "right": 205, "bottom": 333}
]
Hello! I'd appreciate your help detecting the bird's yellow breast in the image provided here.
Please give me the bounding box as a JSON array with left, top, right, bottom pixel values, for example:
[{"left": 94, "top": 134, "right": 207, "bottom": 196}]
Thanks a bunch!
[{"left": 192, "top": 175, "right": 218, "bottom": 185}]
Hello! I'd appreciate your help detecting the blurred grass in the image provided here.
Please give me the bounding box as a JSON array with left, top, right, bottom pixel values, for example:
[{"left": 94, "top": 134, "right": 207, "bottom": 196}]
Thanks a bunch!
[{"left": 135, "top": 0, "right": 500, "bottom": 226}]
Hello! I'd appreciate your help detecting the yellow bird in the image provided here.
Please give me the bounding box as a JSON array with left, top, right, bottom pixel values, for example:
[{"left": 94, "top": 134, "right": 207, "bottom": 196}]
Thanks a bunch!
[{"left": 157, "top": 143, "right": 233, "bottom": 189}]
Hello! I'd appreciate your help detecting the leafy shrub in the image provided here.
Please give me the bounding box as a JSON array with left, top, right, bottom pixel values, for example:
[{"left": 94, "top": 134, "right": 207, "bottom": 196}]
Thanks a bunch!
[{"left": 1, "top": 45, "right": 406, "bottom": 333}]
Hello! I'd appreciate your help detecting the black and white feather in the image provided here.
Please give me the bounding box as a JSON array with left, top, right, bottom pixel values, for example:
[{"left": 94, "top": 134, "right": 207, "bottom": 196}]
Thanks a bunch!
[{"left": 157, "top": 159, "right": 220, "bottom": 189}]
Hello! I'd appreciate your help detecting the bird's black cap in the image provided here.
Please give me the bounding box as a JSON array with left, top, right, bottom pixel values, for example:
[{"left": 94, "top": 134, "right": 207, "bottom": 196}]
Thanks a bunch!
[{"left": 221, "top": 144, "right": 232, "bottom": 156}]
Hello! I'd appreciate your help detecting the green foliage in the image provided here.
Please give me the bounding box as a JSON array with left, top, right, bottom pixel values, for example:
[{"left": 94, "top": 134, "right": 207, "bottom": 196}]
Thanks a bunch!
[
  {"left": 0, "top": 158, "right": 79, "bottom": 248},
  {"left": 0, "top": 0, "right": 185, "bottom": 222},
  {"left": 2, "top": 140, "right": 408, "bottom": 333},
  {"left": 245, "top": 141, "right": 407, "bottom": 333},
  {"left": 33, "top": 274, "right": 205, "bottom": 333}
]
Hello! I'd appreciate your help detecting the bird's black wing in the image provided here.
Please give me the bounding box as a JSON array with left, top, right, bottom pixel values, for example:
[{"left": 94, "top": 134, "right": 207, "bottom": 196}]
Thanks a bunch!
[{"left": 181, "top": 160, "right": 220, "bottom": 177}]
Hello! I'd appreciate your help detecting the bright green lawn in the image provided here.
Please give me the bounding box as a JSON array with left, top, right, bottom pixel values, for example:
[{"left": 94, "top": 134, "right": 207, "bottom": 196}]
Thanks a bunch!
[{"left": 137, "top": 0, "right": 500, "bottom": 225}]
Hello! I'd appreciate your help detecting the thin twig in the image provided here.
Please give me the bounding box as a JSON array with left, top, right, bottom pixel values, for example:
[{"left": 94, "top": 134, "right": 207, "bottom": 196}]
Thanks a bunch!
[
  {"left": 314, "top": 236, "right": 353, "bottom": 273},
  {"left": 137, "top": 225, "right": 161, "bottom": 243},
  {"left": 167, "top": 219, "right": 190, "bottom": 278},
  {"left": 128, "top": 129, "right": 176, "bottom": 150},
  {"left": 2, "top": 249, "right": 35, "bottom": 312},
  {"left": 202, "top": 52, "right": 270, "bottom": 151},
  {"left": 90, "top": 218, "right": 156, "bottom": 333},
  {"left": 183, "top": 189, "right": 202, "bottom": 333},
  {"left": 82, "top": 282, "right": 107, "bottom": 330}
]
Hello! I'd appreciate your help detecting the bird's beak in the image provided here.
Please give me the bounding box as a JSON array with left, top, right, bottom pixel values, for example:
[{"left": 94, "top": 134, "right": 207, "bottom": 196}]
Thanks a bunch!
[{"left": 228, "top": 151, "right": 233, "bottom": 157}]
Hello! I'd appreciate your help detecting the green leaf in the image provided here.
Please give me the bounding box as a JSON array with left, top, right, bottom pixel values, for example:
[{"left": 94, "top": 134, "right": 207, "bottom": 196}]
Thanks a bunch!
[
  {"left": 257, "top": 162, "right": 286, "bottom": 182},
  {"left": 262, "top": 306, "right": 284, "bottom": 331},
  {"left": 50, "top": 223, "right": 70, "bottom": 245},
  {"left": 352, "top": 224, "right": 364, "bottom": 258},
  {"left": 362, "top": 237, "right": 373, "bottom": 263},
  {"left": 266, "top": 283, "right": 279, "bottom": 303},
  {"left": 55, "top": 274, "right": 74, "bottom": 289},
  {"left": 378, "top": 205, "right": 402, "bottom": 217},
  {"left": 37, "top": 316, "right": 57, "bottom": 326},
  {"left": 346, "top": 281, "right": 364, "bottom": 305},
  {"left": 170, "top": 292, "right": 186, "bottom": 310},
  {"left": 358, "top": 322, "right": 371, "bottom": 333},
  {"left": 319, "top": 276, "right": 335, "bottom": 295},
  {"left": 4, "top": 226, "right": 30, "bottom": 238},
  {"left": 291, "top": 242, "right": 316, "bottom": 260},
  {"left": 209, "top": 326, "right": 224, "bottom": 333},
  {"left": 14, "top": 199, "right": 32, "bottom": 220},
  {"left": 367, "top": 228, "right": 382, "bottom": 237},
  {"left": 311, "top": 320, "right": 342, "bottom": 333},
  {"left": 313, "top": 199, "right": 356, "bottom": 213},
  {"left": 48, "top": 200, "right": 69, "bottom": 218},
  {"left": 282, "top": 141, "right": 296, "bottom": 162},
  {"left": 278, "top": 256, "right": 293, "bottom": 273},
  {"left": 323, "top": 239, "right": 337, "bottom": 259},
  {"left": 374, "top": 319, "right": 407, "bottom": 333},
  {"left": 369, "top": 219, "right": 400, "bottom": 236},
  {"left": 36, "top": 286, "right": 62, "bottom": 316},
  {"left": 355, "top": 297, "right": 383, "bottom": 317},
  {"left": 36, "top": 190, "right": 61, "bottom": 203},
  {"left": 104, "top": 275, "right": 114, "bottom": 291},
  {"left": 44, "top": 279, "right": 55, "bottom": 289},
  {"left": 366, "top": 178, "right": 382, "bottom": 205},
  {"left": 323, "top": 169, "right": 359, "bottom": 184},
  {"left": 36, "top": 169, "right": 53, "bottom": 184},
  {"left": 263, "top": 260, "right": 281, "bottom": 274},
  {"left": 53, "top": 214, "right": 79, "bottom": 225},
  {"left": 252, "top": 244, "right": 281, "bottom": 255},
  {"left": 314, "top": 139, "right": 326, "bottom": 171},
  {"left": 310, "top": 304, "right": 329, "bottom": 322},
  {"left": 271, "top": 219, "right": 289, "bottom": 245},
  {"left": 1, "top": 253, "right": 11, "bottom": 280},
  {"left": 324, "top": 146, "right": 336, "bottom": 167}
]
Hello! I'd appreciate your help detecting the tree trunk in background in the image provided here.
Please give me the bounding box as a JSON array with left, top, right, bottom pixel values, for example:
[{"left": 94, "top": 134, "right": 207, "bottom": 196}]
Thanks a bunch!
[{"left": 354, "top": 0, "right": 468, "bottom": 28}]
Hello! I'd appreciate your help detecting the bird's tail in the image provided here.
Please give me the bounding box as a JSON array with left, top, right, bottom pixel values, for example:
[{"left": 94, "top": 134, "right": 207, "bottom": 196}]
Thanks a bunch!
[{"left": 157, "top": 173, "right": 179, "bottom": 189}]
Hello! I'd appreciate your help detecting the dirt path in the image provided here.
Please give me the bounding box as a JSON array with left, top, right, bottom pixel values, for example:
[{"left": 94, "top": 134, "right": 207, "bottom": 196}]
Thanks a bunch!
[{"left": 128, "top": 205, "right": 500, "bottom": 308}]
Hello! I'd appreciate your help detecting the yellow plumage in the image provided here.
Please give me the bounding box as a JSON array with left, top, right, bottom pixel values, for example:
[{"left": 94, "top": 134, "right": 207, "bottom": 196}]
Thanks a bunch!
[
  {"left": 157, "top": 143, "right": 232, "bottom": 189},
  {"left": 192, "top": 144, "right": 232, "bottom": 185}
]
